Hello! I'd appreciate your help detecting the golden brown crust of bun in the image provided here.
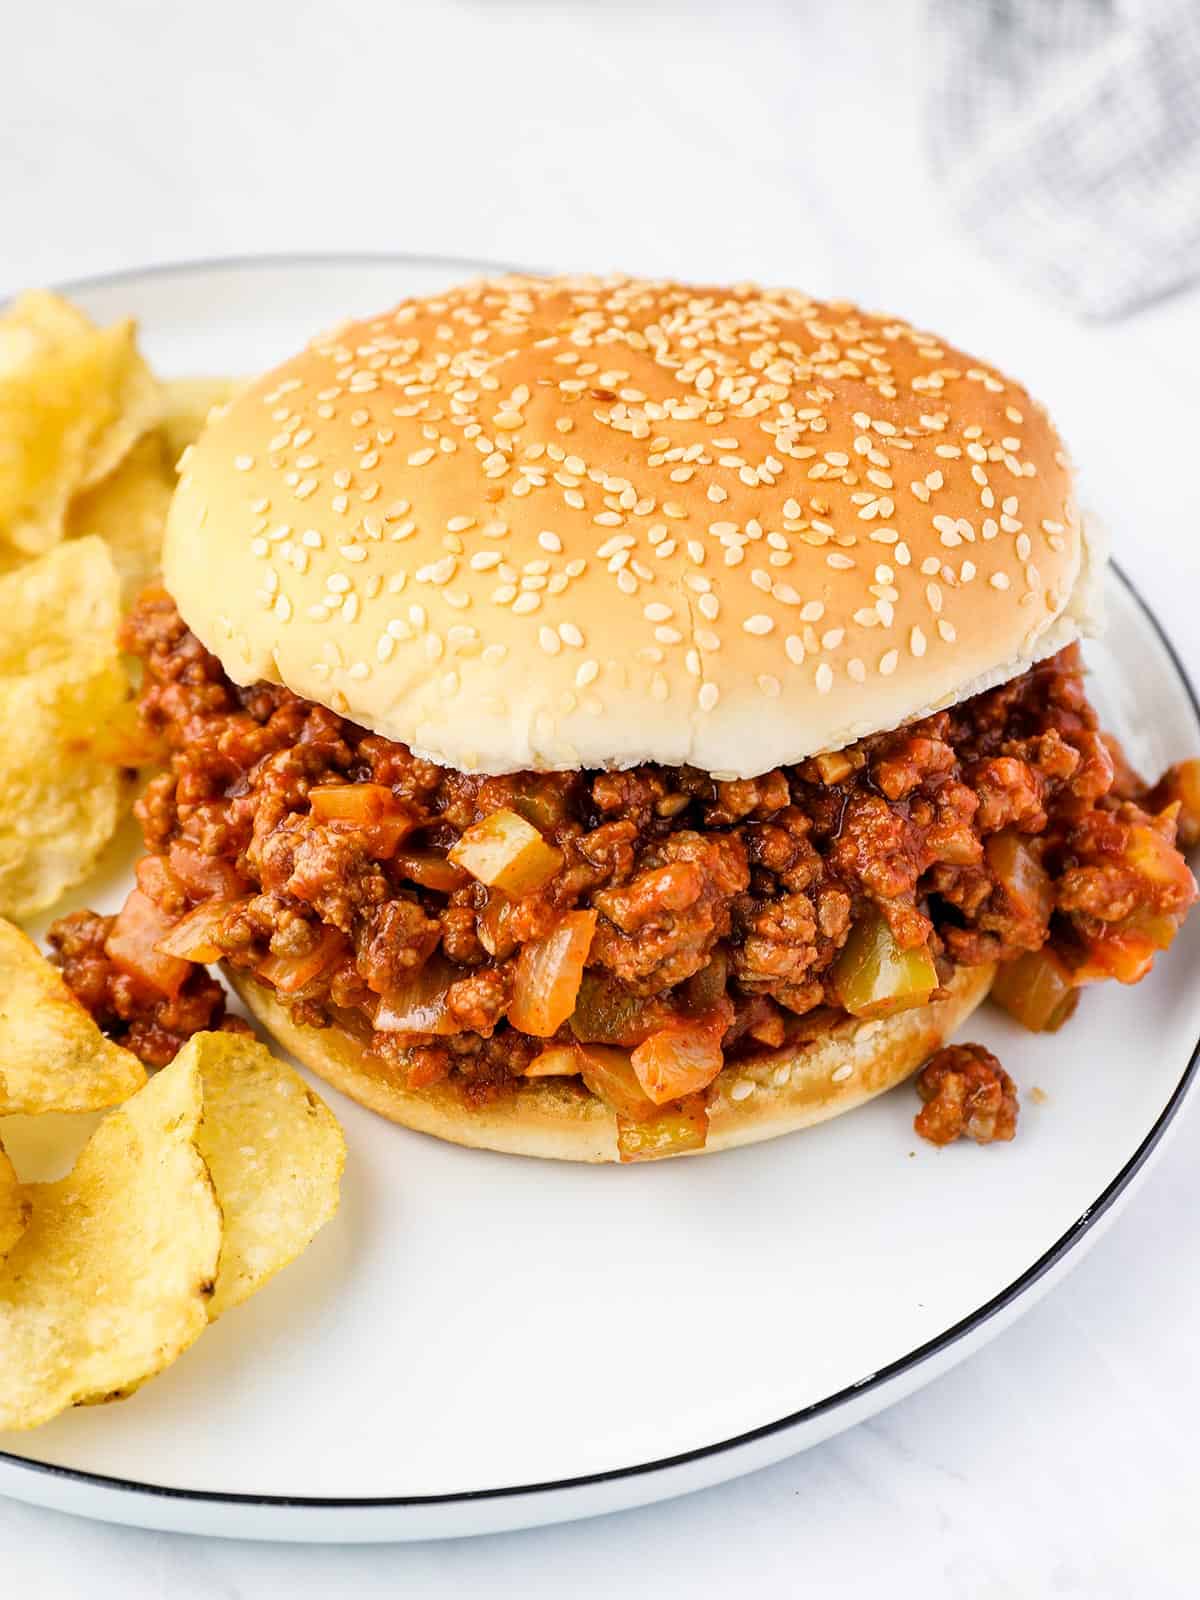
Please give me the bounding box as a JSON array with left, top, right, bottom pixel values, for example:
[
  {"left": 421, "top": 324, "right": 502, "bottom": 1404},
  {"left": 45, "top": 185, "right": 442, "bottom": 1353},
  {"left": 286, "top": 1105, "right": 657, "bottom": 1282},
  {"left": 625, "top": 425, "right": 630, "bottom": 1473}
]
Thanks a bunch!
[
  {"left": 227, "top": 962, "right": 994, "bottom": 1162},
  {"left": 166, "top": 275, "right": 1097, "bottom": 780}
]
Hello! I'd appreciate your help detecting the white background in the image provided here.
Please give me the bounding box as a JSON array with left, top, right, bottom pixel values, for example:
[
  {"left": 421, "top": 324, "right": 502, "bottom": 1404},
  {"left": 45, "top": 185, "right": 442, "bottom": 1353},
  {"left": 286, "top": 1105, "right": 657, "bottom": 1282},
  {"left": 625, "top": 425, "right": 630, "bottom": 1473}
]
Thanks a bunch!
[{"left": 3, "top": 1, "right": 1200, "bottom": 1594}]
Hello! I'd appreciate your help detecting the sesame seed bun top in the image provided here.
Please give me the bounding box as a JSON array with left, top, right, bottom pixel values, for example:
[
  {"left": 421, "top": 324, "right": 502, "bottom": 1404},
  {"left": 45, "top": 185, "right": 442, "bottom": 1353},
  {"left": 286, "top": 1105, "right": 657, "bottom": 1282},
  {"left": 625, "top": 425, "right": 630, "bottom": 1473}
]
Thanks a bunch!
[{"left": 164, "top": 274, "right": 1102, "bottom": 778}]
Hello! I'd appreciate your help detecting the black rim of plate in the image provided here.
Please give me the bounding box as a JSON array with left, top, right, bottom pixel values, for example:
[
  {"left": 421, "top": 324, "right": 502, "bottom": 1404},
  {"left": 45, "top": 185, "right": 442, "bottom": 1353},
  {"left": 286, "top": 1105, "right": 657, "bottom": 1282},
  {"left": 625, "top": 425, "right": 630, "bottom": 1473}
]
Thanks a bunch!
[{"left": 2, "top": 254, "right": 1198, "bottom": 1518}]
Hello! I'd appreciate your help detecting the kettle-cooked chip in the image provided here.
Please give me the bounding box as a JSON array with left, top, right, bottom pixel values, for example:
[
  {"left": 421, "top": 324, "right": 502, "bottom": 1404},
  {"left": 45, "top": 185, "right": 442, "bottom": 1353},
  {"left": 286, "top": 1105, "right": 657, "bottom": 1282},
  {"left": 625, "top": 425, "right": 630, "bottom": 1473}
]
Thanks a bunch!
[
  {"left": 0, "top": 1051, "right": 221, "bottom": 1430},
  {"left": 0, "top": 292, "right": 160, "bottom": 556},
  {"left": 0, "top": 919, "right": 145, "bottom": 1114},
  {"left": 0, "top": 660, "right": 130, "bottom": 918},
  {"left": 65, "top": 436, "right": 175, "bottom": 605},
  {"left": 0, "top": 538, "right": 134, "bottom": 917},
  {"left": 0, "top": 1139, "right": 29, "bottom": 1263},
  {"left": 180, "top": 1031, "right": 346, "bottom": 1319},
  {"left": 0, "top": 534, "right": 120, "bottom": 676}
]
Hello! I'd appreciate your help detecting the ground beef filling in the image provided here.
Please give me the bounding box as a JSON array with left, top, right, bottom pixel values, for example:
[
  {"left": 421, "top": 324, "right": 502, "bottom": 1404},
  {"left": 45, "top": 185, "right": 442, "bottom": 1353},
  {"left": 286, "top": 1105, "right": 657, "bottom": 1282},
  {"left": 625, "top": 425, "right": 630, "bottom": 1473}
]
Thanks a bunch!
[
  {"left": 50, "top": 592, "right": 1197, "bottom": 1111},
  {"left": 47, "top": 907, "right": 245, "bottom": 1068}
]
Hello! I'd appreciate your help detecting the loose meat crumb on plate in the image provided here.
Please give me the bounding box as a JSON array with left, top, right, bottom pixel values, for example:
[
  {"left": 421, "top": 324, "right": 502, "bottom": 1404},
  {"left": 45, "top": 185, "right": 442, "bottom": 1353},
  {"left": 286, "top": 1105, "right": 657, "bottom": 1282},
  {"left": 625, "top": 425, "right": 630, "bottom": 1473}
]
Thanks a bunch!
[{"left": 914, "top": 1043, "right": 1019, "bottom": 1146}]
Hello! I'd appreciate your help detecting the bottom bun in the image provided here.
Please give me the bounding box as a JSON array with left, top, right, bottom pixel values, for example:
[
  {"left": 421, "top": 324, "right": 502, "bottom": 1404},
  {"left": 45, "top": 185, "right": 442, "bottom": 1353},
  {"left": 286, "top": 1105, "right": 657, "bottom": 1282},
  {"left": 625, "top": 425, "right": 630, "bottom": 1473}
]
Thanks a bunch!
[{"left": 227, "top": 962, "right": 995, "bottom": 1163}]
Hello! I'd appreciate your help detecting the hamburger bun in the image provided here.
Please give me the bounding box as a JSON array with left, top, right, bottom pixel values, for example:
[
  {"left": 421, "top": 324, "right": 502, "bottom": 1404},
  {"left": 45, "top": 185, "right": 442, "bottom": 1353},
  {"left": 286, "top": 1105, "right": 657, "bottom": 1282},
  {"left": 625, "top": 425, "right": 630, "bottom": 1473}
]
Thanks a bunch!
[
  {"left": 228, "top": 962, "right": 995, "bottom": 1162},
  {"left": 165, "top": 275, "right": 1102, "bottom": 781}
]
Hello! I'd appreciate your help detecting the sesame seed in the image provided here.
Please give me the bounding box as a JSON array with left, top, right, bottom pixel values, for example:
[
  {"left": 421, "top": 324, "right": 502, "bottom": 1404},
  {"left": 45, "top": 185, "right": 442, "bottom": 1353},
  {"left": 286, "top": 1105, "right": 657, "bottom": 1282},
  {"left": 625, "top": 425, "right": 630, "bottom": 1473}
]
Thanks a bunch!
[
  {"left": 698, "top": 682, "right": 720, "bottom": 712},
  {"left": 744, "top": 614, "right": 774, "bottom": 636}
]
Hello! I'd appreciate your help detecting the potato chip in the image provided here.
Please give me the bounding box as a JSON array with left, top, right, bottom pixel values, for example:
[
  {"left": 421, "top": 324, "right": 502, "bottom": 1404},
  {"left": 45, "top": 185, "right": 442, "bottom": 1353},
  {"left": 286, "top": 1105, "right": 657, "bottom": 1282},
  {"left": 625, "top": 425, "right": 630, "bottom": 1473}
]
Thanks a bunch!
[
  {"left": 0, "top": 292, "right": 160, "bottom": 555},
  {"left": 0, "top": 1138, "right": 30, "bottom": 1263},
  {"left": 0, "top": 1051, "right": 221, "bottom": 1430},
  {"left": 0, "top": 667, "right": 130, "bottom": 918},
  {"left": 0, "top": 919, "right": 145, "bottom": 1113},
  {"left": 160, "top": 377, "right": 239, "bottom": 469},
  {"left": 0, "top": 537, "right": 135, "bottom": 917},
  {"left": 0, "top": 533, "right": 120, "bottom": 676},
  {"left": 65, "top": 435, "right": 174, "bottom": 604},
  {"left": 179, "top": 1031, "right": 345, "bottom": 1319}
]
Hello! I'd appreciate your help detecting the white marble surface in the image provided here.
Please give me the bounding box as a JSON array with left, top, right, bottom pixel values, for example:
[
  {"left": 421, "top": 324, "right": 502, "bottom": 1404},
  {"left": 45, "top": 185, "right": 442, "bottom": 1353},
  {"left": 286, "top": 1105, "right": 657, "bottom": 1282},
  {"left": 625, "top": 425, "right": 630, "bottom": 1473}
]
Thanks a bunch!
[{"left": 3, "top": 1, "right": 1199, "bottom": 1593}]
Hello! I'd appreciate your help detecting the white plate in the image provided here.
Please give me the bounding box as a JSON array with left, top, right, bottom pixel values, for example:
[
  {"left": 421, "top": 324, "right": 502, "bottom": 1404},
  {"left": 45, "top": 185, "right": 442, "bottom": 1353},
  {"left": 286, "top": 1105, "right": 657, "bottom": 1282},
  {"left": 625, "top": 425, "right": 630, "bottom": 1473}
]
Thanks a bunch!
[{"left": 0, "top": 258, "right": 1198, "bottom": 1544}]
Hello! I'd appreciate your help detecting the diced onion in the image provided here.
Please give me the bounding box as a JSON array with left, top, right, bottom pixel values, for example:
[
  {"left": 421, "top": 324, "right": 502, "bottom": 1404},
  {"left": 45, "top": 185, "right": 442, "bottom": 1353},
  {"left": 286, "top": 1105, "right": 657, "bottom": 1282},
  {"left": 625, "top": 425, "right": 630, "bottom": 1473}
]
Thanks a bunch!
[
  {"left": 155, "top": 897, "right": 248, "bottom": 963},
  {"left": 448, "top": 808, "right": 562, "bottom": 894},
  {"left": 508, "top": 910, "right": 597, "bottom": 1036},
  {"left": 814, "top": 750, "right": 853, "bottom": 785},
  {"left": 256, "top": 926, "right": 345, "bottom": 995},
  {"left": 373, "top": 958, "right": 459, "bottom": 1034},
  {"left": 105, "top": 888, "right": 192, "bottom": 999},
  {"left": 630, "top": 1010, "right": 726, "bottom": 1105},
  {"left": 576, "top": 1043, "right": 660, "bottom": 1122},
  {"left": 478, "top": 891, "right": 517, "bottom": 959},
  {"left": 135, "top": 853, "right": 182, "bottom": 905},
  {"left": 168, "top": 840, "right": 247, "bottom": 901},
  {"left": 522, "top": 1045, "right": 583, "bottom": 1077}
]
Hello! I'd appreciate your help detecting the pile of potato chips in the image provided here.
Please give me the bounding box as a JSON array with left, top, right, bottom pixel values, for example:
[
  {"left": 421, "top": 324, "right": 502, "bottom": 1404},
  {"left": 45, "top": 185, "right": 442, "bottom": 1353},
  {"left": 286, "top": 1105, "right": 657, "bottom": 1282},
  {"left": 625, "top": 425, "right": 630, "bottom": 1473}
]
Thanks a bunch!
[
  {"left": 0, "top": 922, "right": 344, "bottom": 1430},
  {"left": 0, "top": 289, "right": 235, "bottom": 919},
  {"left": 0, "top": 291, "right": 335, "bottom": 1434}
]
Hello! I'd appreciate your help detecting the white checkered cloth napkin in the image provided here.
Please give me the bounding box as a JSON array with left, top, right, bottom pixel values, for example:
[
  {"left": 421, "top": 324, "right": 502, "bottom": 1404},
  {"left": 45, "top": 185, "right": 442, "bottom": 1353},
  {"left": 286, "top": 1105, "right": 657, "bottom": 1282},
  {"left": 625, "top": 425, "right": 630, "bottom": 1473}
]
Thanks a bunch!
[{"left": 927, "top": 0, "right": 1200, "bottom": 318}]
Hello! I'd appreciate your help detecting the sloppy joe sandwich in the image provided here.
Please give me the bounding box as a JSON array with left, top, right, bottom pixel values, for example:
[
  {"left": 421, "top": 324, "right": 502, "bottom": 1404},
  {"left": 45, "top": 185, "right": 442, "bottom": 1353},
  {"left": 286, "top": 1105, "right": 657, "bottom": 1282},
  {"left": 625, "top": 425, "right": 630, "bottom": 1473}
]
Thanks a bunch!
[{"left": 49, "top": 276, "right": 1199, "bottom": 1160}]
